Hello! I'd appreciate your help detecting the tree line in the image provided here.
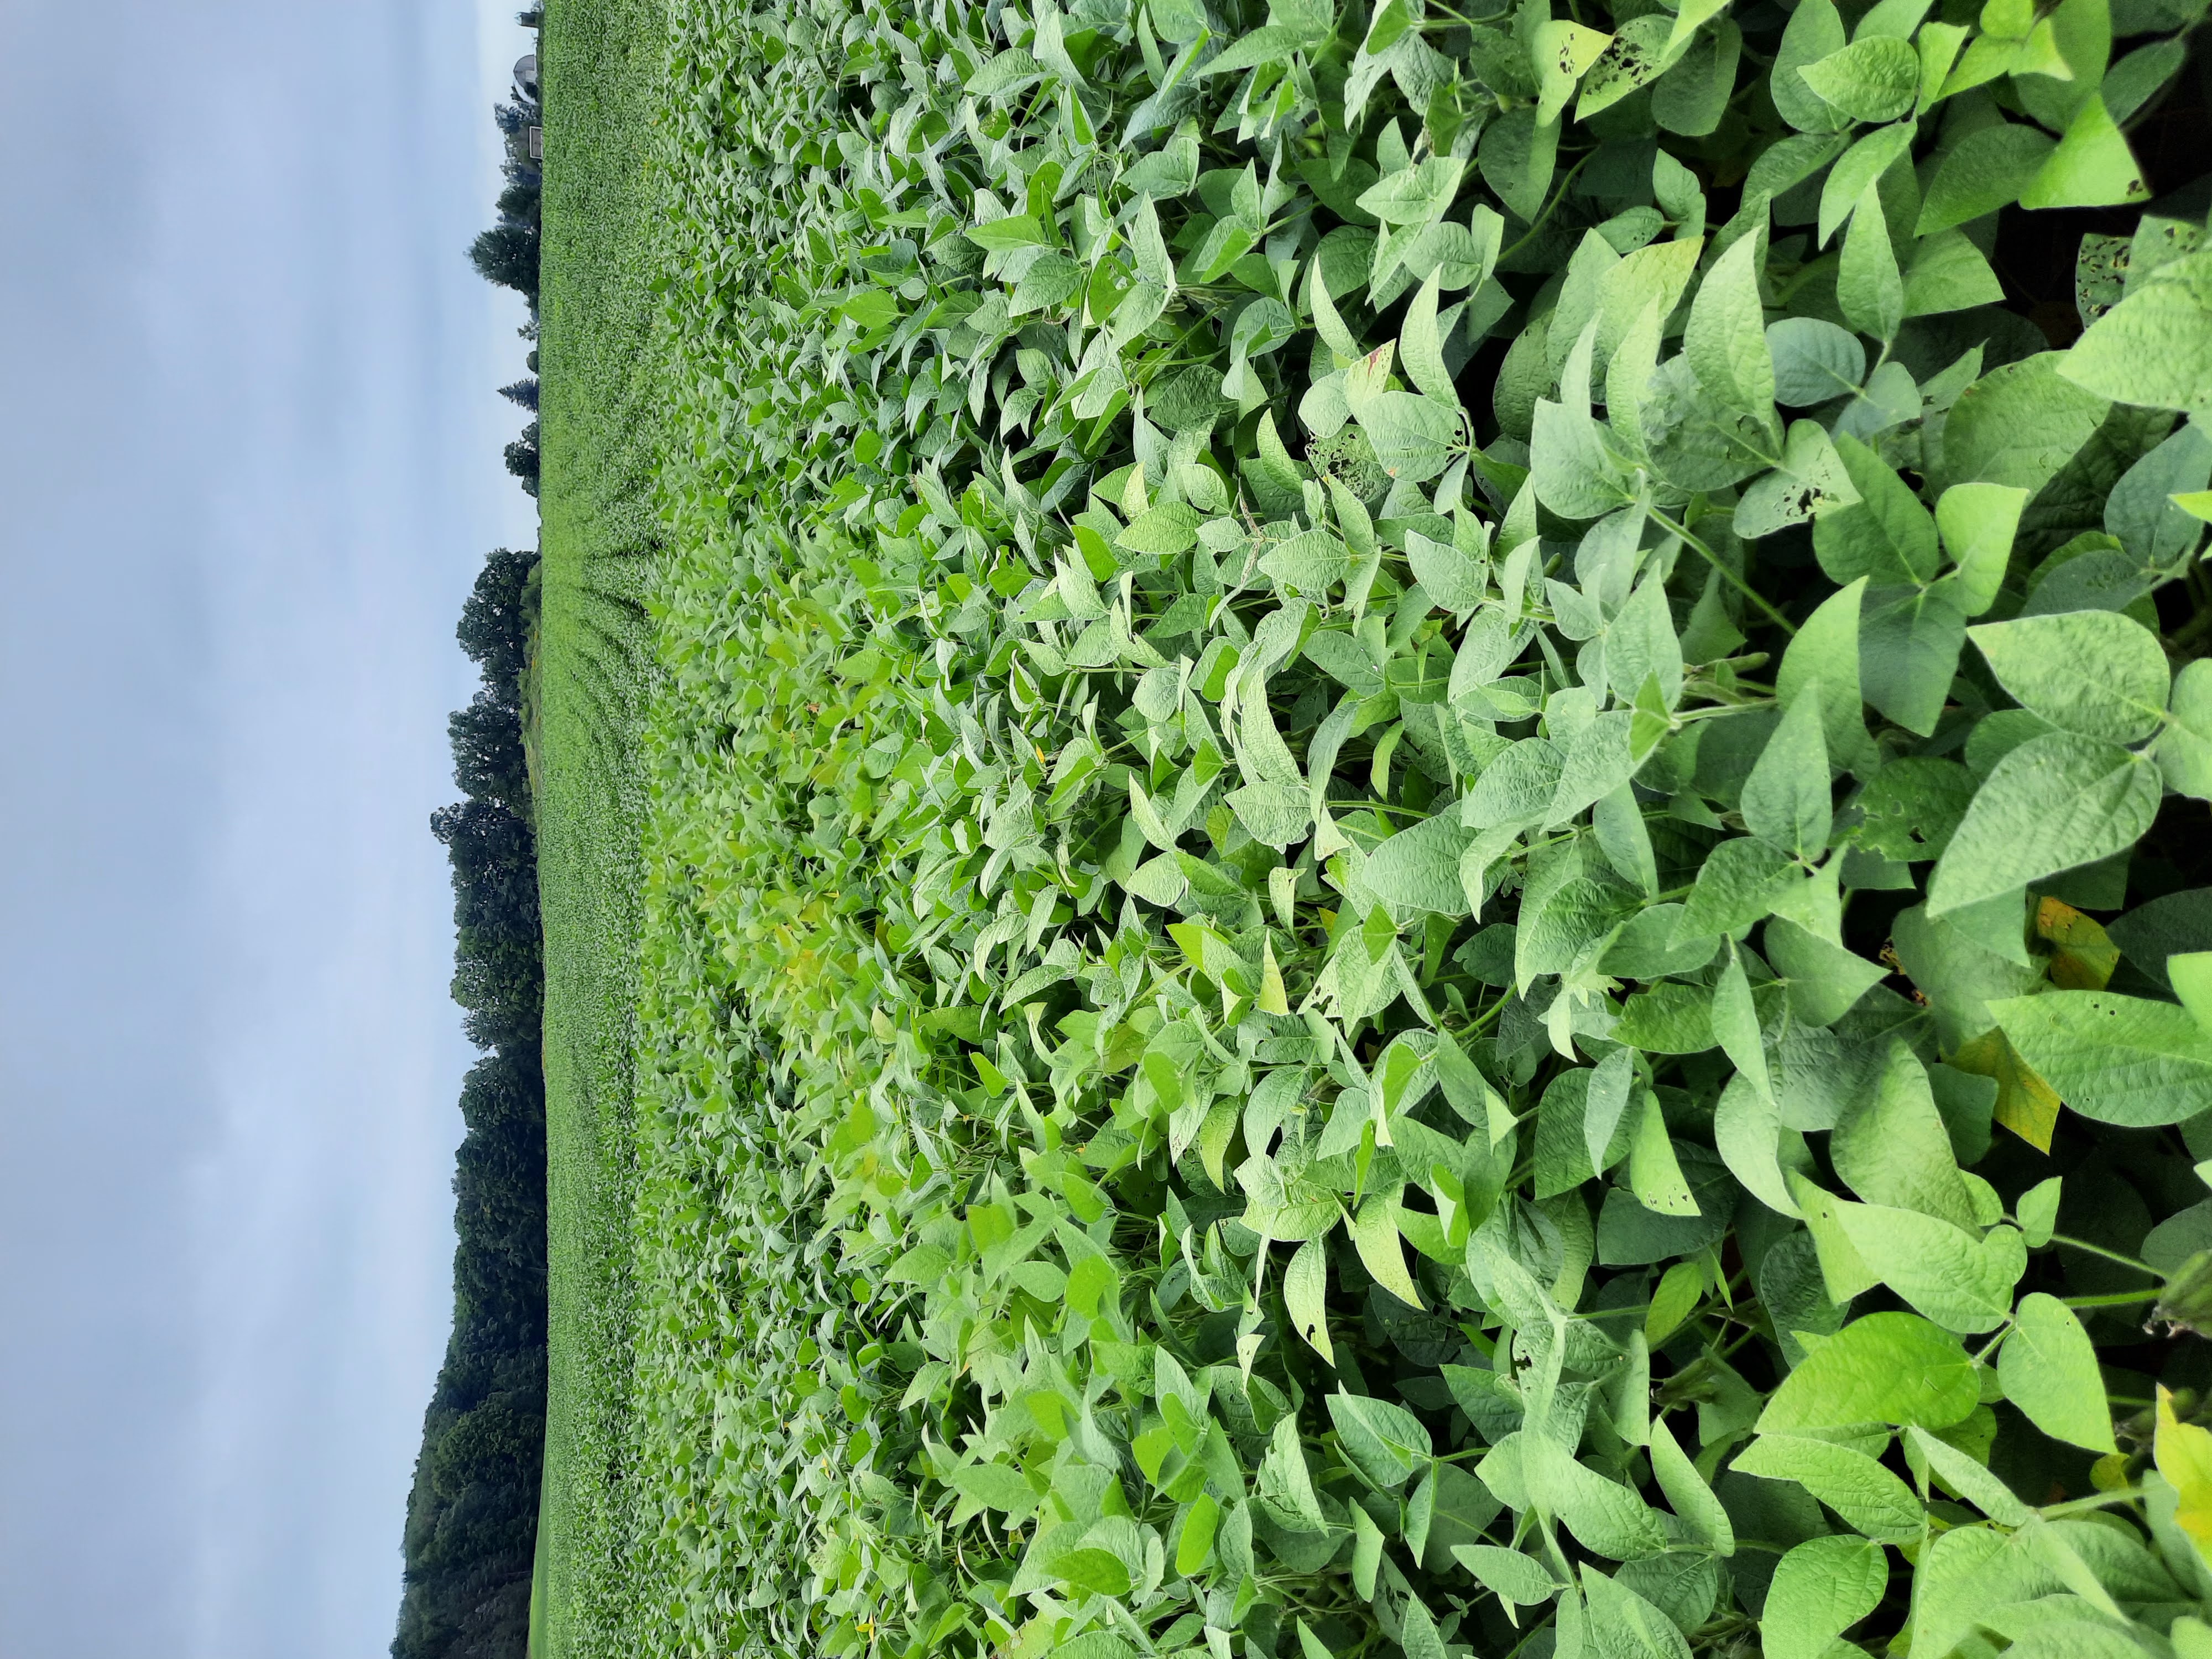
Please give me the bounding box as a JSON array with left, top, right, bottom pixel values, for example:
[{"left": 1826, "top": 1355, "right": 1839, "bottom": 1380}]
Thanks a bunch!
[
  {"left": 392, "top": 18, "right": 552, "bottom": 1656},
  {"left": 472, "top": 20, "right": 542, "bottom": 499},
  {"left": 391, "top": 544, "right": 547, "bottom": 1659}
]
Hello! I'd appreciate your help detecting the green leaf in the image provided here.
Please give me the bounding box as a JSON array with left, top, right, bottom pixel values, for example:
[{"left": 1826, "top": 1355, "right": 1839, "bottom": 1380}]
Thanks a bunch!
[
  {"left": 1479, "top": 107, "right": 1560, "bottom": 223},
  {"left": 1759, "top": 1310, "right": 1978, "bottom": 1432},
  {"left": 1686, "top": 233, "right": 1776, "bottom": 420},
  {"left": 1969, "top": 611, "right": 2168, "bottom": 743},
  {"left": 1532, "top": 398, "right": 1630, "bottom": 518},
  {"left": 1928, "top": 734, "right": 2163, "bottom": 916},
  {"left": 1285, "top": 1235, "right": 1333, "bottom": 1362},
  {"left": 1831, "top": 1042, "right": 1979, "bottom": 1229},
  {"left": 1989, "top": 989, "right": 2212, "bottom": 1128},
  {"left": 1766, "top": 919, "right": 1887, "bottom": 1026},
  {"left": 1597, "top": 238, "right": 1704, "bottom": 370},
  {"left": 1400, "top": 1598, "right": 1448, "bottom": 1659},
  {"left": 1400, "top": 273, "right": 1455, "bottom": 403},
  {"left": 1614, "top": 980, "right": 1718, "bottom": 1053},
  {"left": 1648, "top": 1413, "right": 1735, "bottom": 1552},
  {"left": 967, "top": 213, "right": 1052, "bottom": 250},
  {"left": 1654, "top": 18, "right": 1744, "bottom": 135},
  {"left": 1550, "top": 712, "right": 1640, "bottom": 827},
  {"left": 1328, "top": 1390, "right": 1434, "bottom": 1489},
  {"left": 1360, "top": 390, "right": 1463, "bottom": 483},
  {"left": 1628, "top": 1093, "right": 1700, "bottom": 1216},
  {"left": 1943, "top": 352, "right": 2112, "bottom": 497},
  {"left": 950, "top": 1460, "right": 1039, "bottom": 1515},
  {"left": 1743, "top": 688, "right": 1833, "bottom": 859},
  {"left": 1902, "top": 1424, "right": 2030, "bottom": 1525},
  {"left": 1731, "top": 1433, "right": 1926, "bottom": 1541},
  {"left": 1355, "top": 157, "right": 1467, "bottom": 226},
  {"left": 1646, "top": 1259, "right": 1705, "bottom": 1345},
  {"left": 1779, "top": 579, "right": 1870, "bottom": 764},
  {"left": 1761, "top": 1535, "right": 1890, "bottom": 1659},
  {"left": 1771, "top": 0, "right": 1853, "bottom": 132},
  {"left": 1353, "top": 1188, "right": 1426, "bottom": 1307},
  {"left": 1259, "top": 528, "right": 1352, "bottom": 594},
  {"left": 1860, "top": 583, "right": 1967, "bottom": 738},
  {"left": 1407, "top": 529, "right": 1488, "bottom": 619},
  {"left": 1819, "top": 122, "right": 1917, "bottom": 248},
  {"left": 1674, "top": 836, "right": 1797, "bottom": 944},
  {"left": 1770, "top": 317, "right": 1866, "bottom": 406},
  {"left": 1119, "top": 499, "right": 1203, "bottom": 555},
  {"left": 1364, "top": 812, "right": 1477, "bottom": 914},
  {"left": 1713, "top": 946, "right": 1774, "bottom": 1105},
  {"left": 1831, "top": 1198, "right": 2027, "bottom": 1332},
  {"left": 1227, "top": 781, "right": 1314, "bottom": 849},
  {"left": 1454, "top": 1543, "right": 1563, "bottom": 1605},
  {"left": 1934, "top": 482, "right": 2027, "bottom": 616},
  {"left": 1838, "top": 185, "right": 1903, "bottom": 341},
  {"left": 1582, "top": 1562, "right": 1696, "bottom": 1659},
  {"left": 1918, "top": 121, "right": 2055, "bottom": 234},
  {"left": 1715, "top": 1073, "right": 1804, "bottom": 1216},
  {"left": 1467, "top": 738, "right": 1564, "bottom": 829},
  {"left": 1524, "top": 1432, "right": 1671, "bottom": 1558},
  {"left": 1258, "top": 1413, "right": 1328, "bottom": 1531},
  {"left": 1608, "top": 572, "right": 1686, "bottom": 709},
  {"left": 1999, "top": 1292, "right": 2117, "bottom": 1452},
  {"left": 1799, "top": 38, "right": 1920, "bottom": 122},
  {"left": 1903, "top": 229, "right": 2006, "bottom": 319},
  {"left": 1815, "top": 436, "right": 1939, "bottom": 587},
  {"left": 2020, "top": 95, "right": 2150, "bottom": 210},
  {"left": 1177, "top": 1493, "right": 1220, "bottom": 1574},
  {"left": 2107, "top": 424, "right": 2212, "bottom": 566},
  {"left": 2157, "top": 660, "right": 2212, "bottom": 801},
  {"left": 2062, "top": 248, "right": 2212, "bottom": 413},
  {"left": 2017, "top": 1176, "right": 2063, "bottom": 1248}
]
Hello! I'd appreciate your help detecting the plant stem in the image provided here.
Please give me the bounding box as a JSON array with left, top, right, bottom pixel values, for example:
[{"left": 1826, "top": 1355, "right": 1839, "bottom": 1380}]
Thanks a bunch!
[
  {"left": 2049, "top": 1234, "right": 2161, "bottom": 1277},
  {"left": 1499, "top": 152, "right": 1597, "bottom": 266},
  {"left": 1647, "top": 509, "right": 1799, "bottom": 636},
  {"left": 2065, "top": 1290, "right": 2161, "bottom": 1308},
  {"left": 2038, "top": 1483, "right": 2146, "bottom": 1519}
]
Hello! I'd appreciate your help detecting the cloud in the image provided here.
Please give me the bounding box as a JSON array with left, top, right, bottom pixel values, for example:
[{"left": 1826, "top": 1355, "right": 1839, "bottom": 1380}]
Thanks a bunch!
[{"left": 0, "top": 1, "right": 540, "bottom": 1653}]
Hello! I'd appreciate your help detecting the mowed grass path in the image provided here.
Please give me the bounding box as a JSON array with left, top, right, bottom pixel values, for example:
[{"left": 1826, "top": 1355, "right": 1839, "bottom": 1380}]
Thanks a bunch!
[{"left": 534, "top": 0, "right": 665, "bottom": 1652}]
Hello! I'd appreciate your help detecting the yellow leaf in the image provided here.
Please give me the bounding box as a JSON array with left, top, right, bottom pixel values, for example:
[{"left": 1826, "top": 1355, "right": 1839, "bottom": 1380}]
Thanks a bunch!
[
  {"left": 2036, "top": 895, "right": 2119, "bottom": 990},
  {"left": 1950, "top": 1026, "right": 2061, "bottom": 1151},
  {"left": 2157, "top": 1386, "right": 2212, "bottom": 1558}
]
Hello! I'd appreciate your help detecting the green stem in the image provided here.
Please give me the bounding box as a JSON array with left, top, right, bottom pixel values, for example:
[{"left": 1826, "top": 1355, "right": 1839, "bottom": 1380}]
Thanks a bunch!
[
  {"left": 1648, "top": 508, "right": 1798, "bottom": 636},
  {"left": 2039, "top": 1483, "right": 2146, "bottom": 1519},
  {"left": 1499, "top": 152, "right": 1597, "bottom": 267},
  {"left": 2064, "top": 1290, "right": 2161, "bottom": 1308},
  {"left": 1971, "top": 1318, "right": 2015, "bottom": 1366},
  {"left": 2049, "top": 1234, "right": 2161, "bottom": 1277}
]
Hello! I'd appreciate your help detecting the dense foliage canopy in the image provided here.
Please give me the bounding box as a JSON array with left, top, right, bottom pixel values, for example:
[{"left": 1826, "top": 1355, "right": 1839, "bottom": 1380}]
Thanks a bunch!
[{"left": 568, "top": 1, "right": 2212, "bottom": 1658}]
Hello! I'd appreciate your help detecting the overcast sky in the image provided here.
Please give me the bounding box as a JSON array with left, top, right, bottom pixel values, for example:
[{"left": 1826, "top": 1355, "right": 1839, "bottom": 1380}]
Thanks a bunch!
[{"left": 0, "top": 1, "right": 541, "bottom": 1654}]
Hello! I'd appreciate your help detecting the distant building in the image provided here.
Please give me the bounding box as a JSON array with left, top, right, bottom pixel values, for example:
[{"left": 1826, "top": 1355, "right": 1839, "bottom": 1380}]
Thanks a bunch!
[
  {"left": 514, "top": 53, "right": 539, "bottom": 98},
  {"left": 528, "top": 126, "right": 543, "bottom": 161}
]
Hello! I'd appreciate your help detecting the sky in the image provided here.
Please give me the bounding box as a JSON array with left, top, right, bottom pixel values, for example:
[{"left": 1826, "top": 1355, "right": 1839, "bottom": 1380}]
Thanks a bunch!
[{"left": 0, "top": 1, "right": 541, "bottom": 1654}]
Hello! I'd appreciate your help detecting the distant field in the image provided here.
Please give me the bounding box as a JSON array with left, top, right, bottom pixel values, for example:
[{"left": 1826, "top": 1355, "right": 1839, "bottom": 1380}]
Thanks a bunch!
[{"left": 531, "top": 0, "right": 665, "bottom": 1652}]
